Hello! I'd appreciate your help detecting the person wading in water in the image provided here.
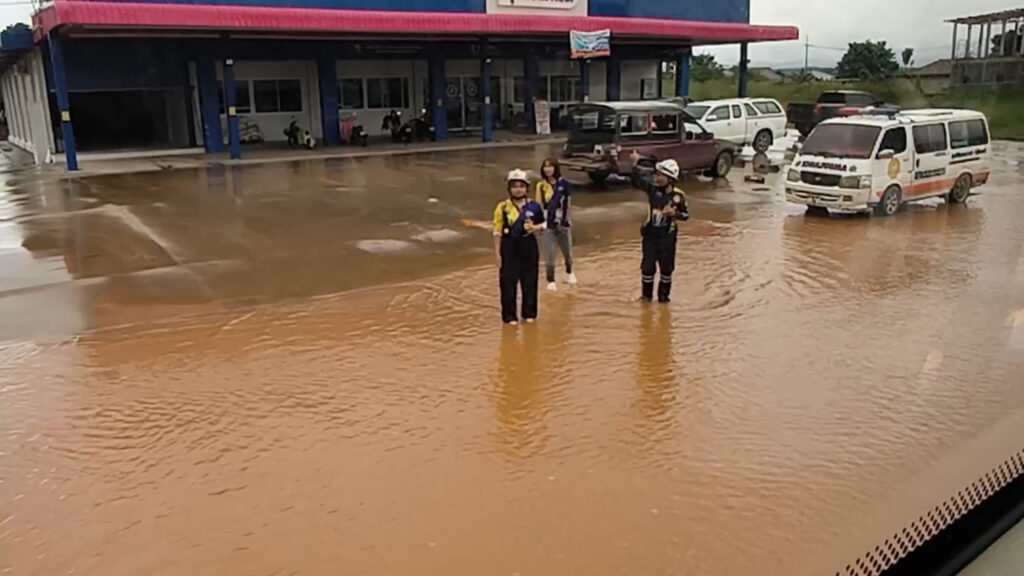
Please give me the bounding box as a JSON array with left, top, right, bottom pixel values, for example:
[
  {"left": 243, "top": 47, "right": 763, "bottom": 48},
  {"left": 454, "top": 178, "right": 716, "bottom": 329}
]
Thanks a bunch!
[
  {"left": 493, "top": 169, "right": 547, "bottom": 324},
  {"left": 535, "top": 157, "right": 576, "bottom": 291},
  {"left": 630, "top": 150, "right": 689, "bottom": 303}
]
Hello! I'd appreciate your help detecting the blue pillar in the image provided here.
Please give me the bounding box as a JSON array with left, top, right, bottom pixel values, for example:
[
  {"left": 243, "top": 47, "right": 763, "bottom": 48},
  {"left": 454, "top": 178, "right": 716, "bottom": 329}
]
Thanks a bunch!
[
  {"left": 317, "top": 54, "right": 341, "bottom": 146},
  {"left": 580, "top": 59, "right": 590, "bottom": 102},
  {"left": 429, "top": 52, "right": 448, "bottom": 140},
  {"left": 676, "top": 49, "right": 691, "bottom": 98},
  {"left": 481, "top": 54, "right": 493, "bottom": 143},
  {"left": 47, "top": 32, "right": 78, "bottom": 171},
  {"left": 223, "top": 58, "right": 241, "bottom": 159},
  {"left": 738, "top": 43, "right": 749, "bottom": 98},
  {"left": 196, "top": 56, "right": 223, "bottom": 153},
  {"left": 606, "top": 56, "right": 621, "bottom": 101},
  {"left": 523, "top": 52, "right": 540, "bottom": 132}
]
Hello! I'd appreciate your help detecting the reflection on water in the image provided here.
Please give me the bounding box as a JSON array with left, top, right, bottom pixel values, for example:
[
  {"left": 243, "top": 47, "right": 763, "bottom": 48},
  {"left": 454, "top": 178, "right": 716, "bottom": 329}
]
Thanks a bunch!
[{"left": 2, "top": 143, "right": 1024, "bottom": 576}]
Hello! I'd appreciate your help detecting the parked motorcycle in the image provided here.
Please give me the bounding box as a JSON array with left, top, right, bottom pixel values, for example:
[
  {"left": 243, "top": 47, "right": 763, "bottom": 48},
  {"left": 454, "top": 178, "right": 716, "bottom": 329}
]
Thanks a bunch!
[
  {"left": 350, "top": 123, "right": 368, "bottom": 147},
  {"left": 406, "top": 108, "right": 436, "bottom": 142},
  {"left": 383, "top": 110, "right": 410, "bottom": 143},
  {"left": 284, "top": 119, "right": 316, "bottom": 149}
]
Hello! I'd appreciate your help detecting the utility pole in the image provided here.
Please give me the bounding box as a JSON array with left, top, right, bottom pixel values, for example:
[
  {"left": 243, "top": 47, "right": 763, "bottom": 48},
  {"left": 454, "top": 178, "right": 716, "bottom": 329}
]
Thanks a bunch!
[{"left": 804, "top": 36, "right": 810, "bottom": 73}]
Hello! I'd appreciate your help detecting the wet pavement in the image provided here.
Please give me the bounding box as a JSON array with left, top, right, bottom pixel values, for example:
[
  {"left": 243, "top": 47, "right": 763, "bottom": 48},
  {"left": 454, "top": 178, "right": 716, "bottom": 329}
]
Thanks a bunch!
[{"left": 2, "top": 142, "right": 1024, "bottom": 575}]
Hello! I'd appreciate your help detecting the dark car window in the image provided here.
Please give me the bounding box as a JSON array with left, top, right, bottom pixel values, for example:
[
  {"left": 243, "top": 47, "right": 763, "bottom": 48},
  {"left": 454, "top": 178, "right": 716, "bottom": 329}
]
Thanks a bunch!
[
  {"left": 707, "top": 105, "right": 730, "bottom": 122},
  {"left": 684, "top": 105, "right": 710, "bottom": 119},
  {"left": 912, "top": 124, "right": 948, "bottom": 154},
  {"left": 949, "top": 119, "right": 989, "bottom": 149},
  {"left": 817, "top": 92, "right": 847, "bottom": 104},
  {"left": 878, "top": 127, "right": 907, "bottom": 155},
  {"left": 754, "top": 101, "right": 783, "bottom": 115},
  {"left": 744, "top": 103, "right": 760, "bottom": 117},
  {"left": 731, "top": 104, "right": 742, "bottom": 118}
]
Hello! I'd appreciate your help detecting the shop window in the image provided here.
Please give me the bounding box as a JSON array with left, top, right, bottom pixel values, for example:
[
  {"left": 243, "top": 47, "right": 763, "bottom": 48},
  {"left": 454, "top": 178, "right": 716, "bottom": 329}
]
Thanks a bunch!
[
  {"left": 513, "top": 76, "right": 525, "bottom": 103},
  {"left": 253, "top": 79, "right": 303, "bottom": 113},
  {"left": 550, "top": 75, "right": 581, "bottom": 102},
  {"left": 339, "top": 78, "right": 364, "bottom": 109},
  {"left": 366, "top": 77, "right": 409, "bottom": 109},
  {"left": 217, "top": 80, "right": 252, "bottom": 114}
]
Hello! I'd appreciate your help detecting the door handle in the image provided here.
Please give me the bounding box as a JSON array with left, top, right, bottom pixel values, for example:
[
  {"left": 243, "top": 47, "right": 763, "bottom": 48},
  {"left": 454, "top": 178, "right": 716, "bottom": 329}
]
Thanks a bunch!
[{"left": 916, "top": 159, "right": 921, "bottom": 168}]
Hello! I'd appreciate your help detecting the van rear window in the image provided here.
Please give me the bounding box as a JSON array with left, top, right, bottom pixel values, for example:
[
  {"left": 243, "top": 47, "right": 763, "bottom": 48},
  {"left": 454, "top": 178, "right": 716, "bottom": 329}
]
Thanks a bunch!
[{"left": 948, "top": 119, "right": 989, "bottom": 149}]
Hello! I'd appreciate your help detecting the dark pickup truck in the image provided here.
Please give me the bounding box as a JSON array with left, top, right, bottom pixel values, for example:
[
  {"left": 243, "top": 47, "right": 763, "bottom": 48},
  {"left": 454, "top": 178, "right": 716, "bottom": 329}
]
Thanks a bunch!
[{"left": 787, "top": 91, "right": 886, "bottom": 137}]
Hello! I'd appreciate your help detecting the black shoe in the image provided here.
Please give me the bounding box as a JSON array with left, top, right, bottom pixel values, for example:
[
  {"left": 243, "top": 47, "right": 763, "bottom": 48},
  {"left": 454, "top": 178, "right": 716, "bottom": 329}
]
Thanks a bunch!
[{"left": 658, "top": 297, "right": 671, "bottom": 304}]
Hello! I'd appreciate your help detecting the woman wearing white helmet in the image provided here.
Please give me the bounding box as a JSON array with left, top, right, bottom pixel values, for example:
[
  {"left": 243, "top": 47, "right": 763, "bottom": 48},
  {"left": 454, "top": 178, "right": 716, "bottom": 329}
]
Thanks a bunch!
[
  {"left": 629, "top": 151, "right": 689, "bottom": 303},
  {"left": 493, "top": 169, "right": 547, "bottom": 324}
]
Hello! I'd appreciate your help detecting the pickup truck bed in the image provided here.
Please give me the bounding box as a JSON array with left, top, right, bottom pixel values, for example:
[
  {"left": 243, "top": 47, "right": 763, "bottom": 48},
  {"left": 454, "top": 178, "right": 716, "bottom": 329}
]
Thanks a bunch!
[{"left": 787, "top": 91, "right": 885, "bottom": 137}]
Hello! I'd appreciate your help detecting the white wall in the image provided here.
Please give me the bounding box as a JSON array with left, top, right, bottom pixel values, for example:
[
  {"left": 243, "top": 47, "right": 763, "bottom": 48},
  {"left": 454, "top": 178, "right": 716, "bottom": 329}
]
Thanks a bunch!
[
  {"left": 336, "top": 59, "right": 422, "bottom": 137},
  {"left": 621, "top": 60, "right": 660, "bottom": 100},
  {"left": 2, "top": 48, "right": 56, "bottom": 164},
  {"left": 215, "top": 60, "right": 319, "bottom": 143}
]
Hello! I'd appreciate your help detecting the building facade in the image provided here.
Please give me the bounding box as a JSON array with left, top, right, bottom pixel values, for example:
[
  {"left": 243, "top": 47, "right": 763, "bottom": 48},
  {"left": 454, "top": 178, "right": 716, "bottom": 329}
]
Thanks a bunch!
[{"left": 0, "top": 0, "right": 797, "bottom": 169}]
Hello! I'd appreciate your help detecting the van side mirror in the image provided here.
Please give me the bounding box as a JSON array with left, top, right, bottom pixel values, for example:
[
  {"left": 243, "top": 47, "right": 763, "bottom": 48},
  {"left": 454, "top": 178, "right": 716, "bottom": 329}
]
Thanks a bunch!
[{"left": 877, "top": 149, "right": 895, "bottom": 160}]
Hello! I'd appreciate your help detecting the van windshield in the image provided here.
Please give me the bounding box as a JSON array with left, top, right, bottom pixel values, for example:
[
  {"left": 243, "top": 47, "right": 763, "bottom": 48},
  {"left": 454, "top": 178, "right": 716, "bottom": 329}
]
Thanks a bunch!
[
  {"left": 568, "top": 110, "right": 617, "bottom": 140},
  {"left": 801, "top": 124, "right": 881, "bottom": 159}
]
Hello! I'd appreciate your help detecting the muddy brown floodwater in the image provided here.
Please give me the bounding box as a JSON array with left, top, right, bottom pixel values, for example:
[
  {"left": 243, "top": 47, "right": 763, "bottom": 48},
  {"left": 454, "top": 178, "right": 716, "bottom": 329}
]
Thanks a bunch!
[{"left": 2, "top": 143, "right": 1024, "bottom": 576}]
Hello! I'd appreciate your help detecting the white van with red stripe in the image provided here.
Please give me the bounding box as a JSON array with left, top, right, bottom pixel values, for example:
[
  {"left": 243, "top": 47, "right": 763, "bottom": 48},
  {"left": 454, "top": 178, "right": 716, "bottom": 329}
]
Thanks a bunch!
[{"left": 785, "top": 109, "right": 992, "bottom": 216}]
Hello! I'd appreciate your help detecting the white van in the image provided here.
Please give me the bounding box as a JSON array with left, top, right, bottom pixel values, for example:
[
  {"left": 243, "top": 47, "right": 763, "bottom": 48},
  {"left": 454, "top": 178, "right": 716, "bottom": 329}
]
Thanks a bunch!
[
  {"left": 785, "top": 109, "right": 992, "bottom": 216},
  {"left": 685, "top": 98, "right": 788, "bottom": 153}
]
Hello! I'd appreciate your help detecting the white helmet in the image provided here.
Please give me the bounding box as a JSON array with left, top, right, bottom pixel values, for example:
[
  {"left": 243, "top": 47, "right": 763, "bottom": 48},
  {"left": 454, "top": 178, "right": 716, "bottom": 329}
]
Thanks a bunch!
[
  {"left": 655, "top": 159, "right": 680, "bottom": 181},
  {"left": 506, "top": 169, "right": 530, "bottom": 184}
]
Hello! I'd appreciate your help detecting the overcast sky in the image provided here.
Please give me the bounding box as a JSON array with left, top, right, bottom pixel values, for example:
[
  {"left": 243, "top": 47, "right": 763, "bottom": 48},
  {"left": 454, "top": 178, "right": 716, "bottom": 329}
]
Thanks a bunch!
[
  {"left": 702, "top": 0, "right": 1022, "bottom": 68},
  {"left": 0, "top": 0, "right": 1019, "bottom": 68}
]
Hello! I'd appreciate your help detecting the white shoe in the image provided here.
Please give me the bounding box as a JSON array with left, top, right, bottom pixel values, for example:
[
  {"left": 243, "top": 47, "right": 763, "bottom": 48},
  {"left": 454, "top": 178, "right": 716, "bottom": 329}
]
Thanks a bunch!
[
  {"left": 525, "top": 318, "right": 536, "bottom": 324},
  {"left": 566, "top": 273, "right": 578, "bottom": 285},
  {"left": 546, "top": 282, "right": 558, "bottom": 292}
]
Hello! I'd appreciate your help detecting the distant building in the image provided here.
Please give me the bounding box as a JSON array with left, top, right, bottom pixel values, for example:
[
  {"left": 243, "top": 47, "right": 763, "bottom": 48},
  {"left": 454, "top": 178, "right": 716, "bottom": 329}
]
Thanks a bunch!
[
  {"left": 0, "top": 0, "right": 798, "bottom": 171},
  {"left": 947, "top": 7, "right": 1024, "bottom": 87},
  {"left": 903, "top": 59, "right": 952, "bottom": 95}
]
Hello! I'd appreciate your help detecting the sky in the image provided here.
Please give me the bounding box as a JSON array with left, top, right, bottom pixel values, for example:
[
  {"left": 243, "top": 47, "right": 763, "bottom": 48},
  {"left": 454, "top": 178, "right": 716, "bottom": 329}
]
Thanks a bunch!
[
  {"left": 701, "top": 0, "right": 1023, "bottom": 68},
  {"left": 0, "top": 0, "right": 1020, "bottom": 68}
]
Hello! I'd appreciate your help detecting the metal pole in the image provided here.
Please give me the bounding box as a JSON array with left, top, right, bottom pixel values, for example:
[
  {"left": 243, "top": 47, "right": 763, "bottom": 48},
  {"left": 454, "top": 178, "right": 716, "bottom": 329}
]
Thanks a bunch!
[
  {"left": 951, "top": 24, "right": 958, "bottom": 60},
  {"left": 580, "top": 59, "right": 590, "bottom": 102},
  {"left": 738, "top": 42, "right": 749, "bottom": 98},
  {"left": 481, "top": 50, "right": 492, "bottom": 143},
  {"left": 222, "top": 58, "right": 241, "bottom": 160}
]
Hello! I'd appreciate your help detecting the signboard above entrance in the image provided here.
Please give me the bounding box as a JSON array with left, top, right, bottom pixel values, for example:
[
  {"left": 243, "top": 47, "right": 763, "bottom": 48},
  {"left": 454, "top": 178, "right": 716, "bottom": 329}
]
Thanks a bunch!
[
  {"left": 486, "top": 0, "right": 588, "bottom": 16},
  {"left": 570, "top": 29, "right": 610, "bottom": 59},
  {"left": 497, "top": 0, "right": 578, "bottom": 9}
]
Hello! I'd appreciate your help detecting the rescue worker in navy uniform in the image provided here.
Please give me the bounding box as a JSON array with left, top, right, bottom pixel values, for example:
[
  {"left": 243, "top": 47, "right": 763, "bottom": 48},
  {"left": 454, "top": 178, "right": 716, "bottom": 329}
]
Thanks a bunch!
[
  {"left": 629, "top": 151, "right": 689, "bottom": 303},
  {"left": 493, "top": 169, "right": 547, "bottom": 325}
]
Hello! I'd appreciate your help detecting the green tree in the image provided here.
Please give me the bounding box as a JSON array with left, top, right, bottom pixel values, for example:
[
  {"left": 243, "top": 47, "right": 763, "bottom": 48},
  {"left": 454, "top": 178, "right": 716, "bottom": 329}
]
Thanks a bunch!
[
  {"left": 691, "top": 53, "right": 724, "bottom": 83},
  {"left": 901, "top": 47, "right": 915, "bottom": 68},
  {"left": 836, "top": 40, "right": 899, "bottom": 80}
]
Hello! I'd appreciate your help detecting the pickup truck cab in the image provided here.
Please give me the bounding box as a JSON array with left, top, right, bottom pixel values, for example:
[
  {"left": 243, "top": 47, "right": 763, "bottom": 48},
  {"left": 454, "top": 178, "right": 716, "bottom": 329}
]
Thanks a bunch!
[
  {"left": 562, "top": 101, "right": 737, "bottom": 184},
  {"left": 787, "top": 91, "right": 886, "bottom": 137},
  {"left": 785, "top": 109, "right": 992, "bottom": 216},
  {"left": 684, "top": 98, "right": 787, "bottom": 153}
]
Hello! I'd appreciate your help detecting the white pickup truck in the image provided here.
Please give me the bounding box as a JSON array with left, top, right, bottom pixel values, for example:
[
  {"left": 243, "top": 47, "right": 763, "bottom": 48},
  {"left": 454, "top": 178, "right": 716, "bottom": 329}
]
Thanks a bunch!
[{"left": 685, "top": 98, "right": 788, "bottom": 153}]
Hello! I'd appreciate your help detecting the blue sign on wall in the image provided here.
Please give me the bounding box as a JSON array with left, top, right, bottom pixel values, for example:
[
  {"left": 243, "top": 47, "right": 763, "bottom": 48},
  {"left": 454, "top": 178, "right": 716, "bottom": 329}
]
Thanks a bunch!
[{"left": 588, "top": 0, "right": 749, "bottom": 22}]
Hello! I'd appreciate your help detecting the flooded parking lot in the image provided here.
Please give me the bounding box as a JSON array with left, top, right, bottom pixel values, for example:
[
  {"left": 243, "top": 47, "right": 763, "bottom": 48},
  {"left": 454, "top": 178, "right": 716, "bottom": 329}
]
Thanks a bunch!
[{"left": 2, "top": 142, "right": 1024, "bottom": 575}]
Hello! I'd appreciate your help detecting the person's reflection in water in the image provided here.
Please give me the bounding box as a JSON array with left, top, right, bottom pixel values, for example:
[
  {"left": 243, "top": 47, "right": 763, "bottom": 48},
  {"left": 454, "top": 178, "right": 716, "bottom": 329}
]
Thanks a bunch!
[
  {"left": 634, "top": 306, "right": 677, "bottom": 427},
  {"left": 492, "top": 325, "right": 547, "bottom": 459}
]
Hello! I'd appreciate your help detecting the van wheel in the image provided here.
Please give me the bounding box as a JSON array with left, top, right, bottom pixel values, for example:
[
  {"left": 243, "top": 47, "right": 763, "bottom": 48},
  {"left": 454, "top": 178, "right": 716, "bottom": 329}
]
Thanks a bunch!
[
  {"left": 587, "top": 171, "right": 610, "bottom": 185},
  {"left": 711, "top": 152, "right": 733, "bottom": 178},
  {"left": 753, "top": 129, "right": 773, "bottom": 153},
  {"left": 948, "top": 173, "right": 972, "bottom": 204},
  {"left": 875, "top": 186, "right": 902, "bottom": 217}
]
